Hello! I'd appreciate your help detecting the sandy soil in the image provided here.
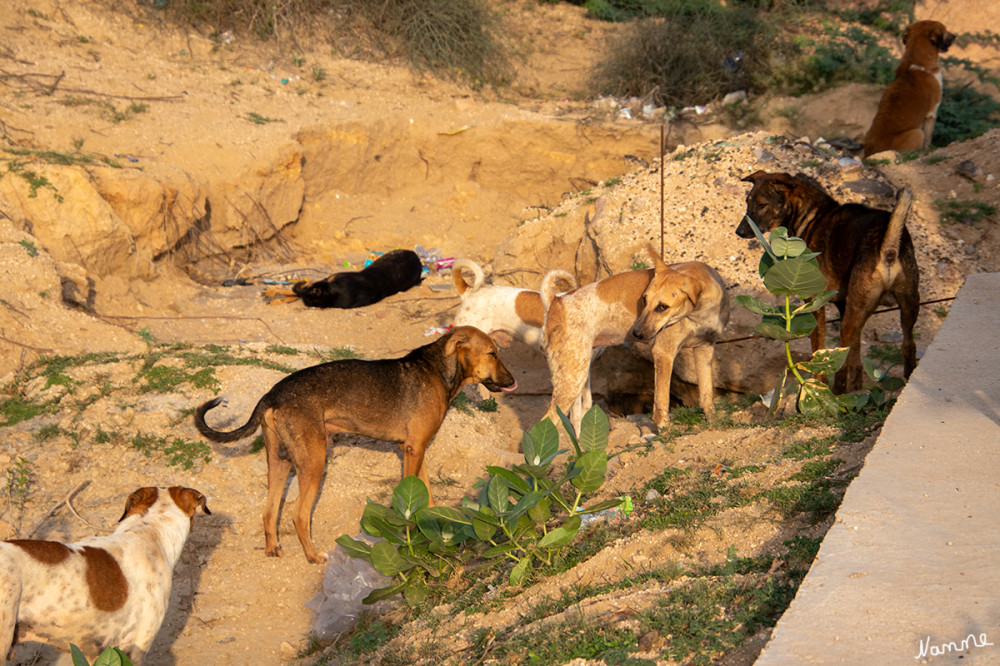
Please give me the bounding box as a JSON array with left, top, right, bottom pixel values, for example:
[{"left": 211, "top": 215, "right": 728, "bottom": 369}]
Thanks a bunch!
[{"left": 0, "top": 0, "right": 998, "bottom": 664}]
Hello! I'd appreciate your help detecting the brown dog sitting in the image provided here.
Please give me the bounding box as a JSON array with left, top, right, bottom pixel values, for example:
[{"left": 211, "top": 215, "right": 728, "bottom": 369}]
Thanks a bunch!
[
  {"left": 194, "top": 326, "right": 516, "bottom": 563},
  {"left": 736, "top": 171, "right": 919, "bottom": 393},
  {"left": 864, "top": 20, "right": 955, "bottom": 157}
]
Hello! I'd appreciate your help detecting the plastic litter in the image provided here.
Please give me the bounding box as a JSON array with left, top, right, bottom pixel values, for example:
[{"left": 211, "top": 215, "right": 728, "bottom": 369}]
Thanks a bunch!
[
  {"left": 578, "top": 496, "right": 633, "bottom": 529},
  {"left": 414, "top": 245, "right": 454, "bottom": 274},
  {"left": 306, "top": 534, "right": 392, "bottom": 638},
  {"left": 424, "top": 323, "right": 454, "bottom": 337}
]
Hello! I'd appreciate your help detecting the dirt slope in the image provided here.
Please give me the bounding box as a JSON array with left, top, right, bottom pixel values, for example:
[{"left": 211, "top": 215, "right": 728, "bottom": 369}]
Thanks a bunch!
[{"left": 0, "top": 1, "right": 998, "bottom": 665}]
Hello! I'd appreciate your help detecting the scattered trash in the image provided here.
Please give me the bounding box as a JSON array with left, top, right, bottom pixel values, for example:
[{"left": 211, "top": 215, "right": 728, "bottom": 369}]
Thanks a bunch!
[
  {"left": 414, "top": 245, "right": 454, "bottom": 274},
  {"left": 363, "top": 250, "right": 384, "bottom": 268},
  {"left": 645, "top": 488, "right": 662, "bottom": 501},
  {"left": 424, "top": 323, "right": 454, "bottom": 337},
  {"left": 578, "top": 496, "right": 633, "bottom": 529},
  {"left": 262, "top": 278, "right": 295, "bottom": 285},
  {"left": 221, "top": 278, "right": 252, "bottom": 287},
  {"left": 306, "top": 534, "right": 392, "bottom": 639}
]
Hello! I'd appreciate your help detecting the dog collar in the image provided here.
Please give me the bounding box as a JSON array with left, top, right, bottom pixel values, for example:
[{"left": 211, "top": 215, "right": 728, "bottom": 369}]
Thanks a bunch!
[{"left": 908, "top": 63, "right": 931, "bottom": 73}]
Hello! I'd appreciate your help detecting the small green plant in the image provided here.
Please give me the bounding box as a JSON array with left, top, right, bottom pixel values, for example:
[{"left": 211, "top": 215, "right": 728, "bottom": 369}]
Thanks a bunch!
[
  {"left": 934, "top": 199, "right": 997, "bottom": 226},
  {"left": 131, "top": 433, "right": 211, "bottom": 469},
  {"left": 324, "top": 346, "right": 363, "bottom": 361},
  {"left": 450, "top": 391, "right": 474, "bottom": 415},
  {"left": 246, "top": 111, "right": 282, "bottom": 125},
  {"left": 477, "top": 396, "right": 498, "bottom": 412},
  {"left": 735, "top": 221, "right": 854, "bottom": 417},
  {"left": 628, "top": 254, "right": 650, "bottom": 271},
  {"left": 292, "top": 54, "right": 305, "bottom": 67},
  {"left": 18, "top": 239, "right": 39, "bottom": 256},
  {"left": 4, "top": 456, "right": 35, "bottom": 537},
  {"left": 71, "top": 645, "right": 132, "bottom": 666},
  {"left": 337, "top": 405, "right": 621, "bottom": 604},
  {"left": 934, "top": 304, "right": 949, "bottom": 319},
  {"left": 312, "top": 65, "right": 327, "bottom": 82}
]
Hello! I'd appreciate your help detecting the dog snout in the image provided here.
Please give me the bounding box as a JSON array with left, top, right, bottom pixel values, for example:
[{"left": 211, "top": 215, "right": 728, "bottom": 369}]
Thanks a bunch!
[{"left": 735, "top": 216, "right": 755, "bottom": 239}]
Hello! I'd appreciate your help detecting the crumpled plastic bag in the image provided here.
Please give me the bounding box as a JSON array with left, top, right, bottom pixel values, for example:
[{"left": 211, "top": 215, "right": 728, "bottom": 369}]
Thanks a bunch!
[{"left": 305, "top": 534, "right": 393, "bottom": 637}]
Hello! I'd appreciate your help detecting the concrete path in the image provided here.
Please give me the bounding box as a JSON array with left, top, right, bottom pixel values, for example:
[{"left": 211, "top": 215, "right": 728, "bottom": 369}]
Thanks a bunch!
[{"left": 755, "top": 272, "right": 1000, "bottom": 665}]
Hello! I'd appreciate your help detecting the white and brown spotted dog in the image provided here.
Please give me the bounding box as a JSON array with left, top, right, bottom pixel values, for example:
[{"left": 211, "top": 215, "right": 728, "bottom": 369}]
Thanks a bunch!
[
  {"left": 453, "top": 258, "right": 576, "bottom": 349},
  {"left": 0, "top": 486, "right": 209, "bottom": 665},
  {"left": 541, "top": 246, "right": 728, "bottom": 431},
  {"left": 864, "top": 20, "right": 956, "bottom": 157}
]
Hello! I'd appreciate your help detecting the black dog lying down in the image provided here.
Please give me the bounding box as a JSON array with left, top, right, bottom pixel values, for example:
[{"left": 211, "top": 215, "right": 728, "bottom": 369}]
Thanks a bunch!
[{"left": 292, "top": 249, "right": 424, "bottom": 308}]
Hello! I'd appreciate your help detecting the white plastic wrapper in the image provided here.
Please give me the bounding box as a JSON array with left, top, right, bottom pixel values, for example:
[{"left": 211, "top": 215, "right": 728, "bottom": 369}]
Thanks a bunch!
[{"left": 305, "top": 534, "right": 392, "bottom": 637}]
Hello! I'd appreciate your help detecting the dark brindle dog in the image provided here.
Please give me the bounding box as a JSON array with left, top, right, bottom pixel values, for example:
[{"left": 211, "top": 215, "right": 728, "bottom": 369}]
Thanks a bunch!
[
  {"left": 292, "top": 249, "right": 423, "bottom": 308},
  {"left": 736, "top": 171, "right": 919, "bottom": 393},
  {"left": 194, "top": 326, "right": 516, "bottom": 563}
]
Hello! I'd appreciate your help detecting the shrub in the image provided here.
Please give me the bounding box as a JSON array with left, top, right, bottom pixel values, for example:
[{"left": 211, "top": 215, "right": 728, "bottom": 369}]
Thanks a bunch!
[
  {"left": 590, "top": 1, "right": 767, "bottom": 107},
  {"left": 932, "top": 86, "right": 1000, "bottom": 147}
]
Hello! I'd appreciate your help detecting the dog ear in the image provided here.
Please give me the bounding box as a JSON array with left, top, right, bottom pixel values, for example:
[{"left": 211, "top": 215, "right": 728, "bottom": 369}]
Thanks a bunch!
[
  {"left": 119, "top": 487, "right": 158, "bottom": 522},
  {"left": 903, "top": 23, "right": 912, "bottom": 45},
  {"left": 646, "top": 243, "right": 668, "bottom": 271},
  {"left": 683, "top": 276, "right": 704, "bottom": 307},
  {"left": 444, "top": 327, "right": 471, "bottom": 357},
  {"left": 741, "top": 170, "right": 768, "bottom": 185}
]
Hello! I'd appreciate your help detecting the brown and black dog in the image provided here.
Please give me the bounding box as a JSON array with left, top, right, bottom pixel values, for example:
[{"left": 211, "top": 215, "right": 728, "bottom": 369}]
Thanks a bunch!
[
  {"left": 864, "top": 20, "right": 955, "bottom": 157},
  {"left": 194, "top": 326, "right": 516, "bottom": 563},
  {"left": 736, "top": 171, "right": 919, "bottom": 393}
]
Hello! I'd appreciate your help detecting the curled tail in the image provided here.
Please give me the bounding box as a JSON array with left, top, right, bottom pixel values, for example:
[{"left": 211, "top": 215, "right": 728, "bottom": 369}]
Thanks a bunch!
[
  {"left": 540, "top": 270, "right": 578, "bottom": 313},
  {"left": 194, "top": 396, "right": 267, "bottom": 444},
  {"left": 881, "top": 188, "right": 912, "bottom": 265},
  {"left": 452, "top": 259, "right": 485, "bottom": 297}
]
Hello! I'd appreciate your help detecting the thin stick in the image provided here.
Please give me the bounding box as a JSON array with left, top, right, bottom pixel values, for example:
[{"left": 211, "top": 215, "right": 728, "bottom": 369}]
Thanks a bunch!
[
  {"left": 659, "top": 124, "right": 665, "bottom": 258},
  {"left": 29, "top": 480, "right": 94, "bottom": 537}
]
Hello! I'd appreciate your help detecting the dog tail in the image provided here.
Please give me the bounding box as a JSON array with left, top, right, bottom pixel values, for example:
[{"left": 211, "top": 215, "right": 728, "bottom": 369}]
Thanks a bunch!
[
  {"left": 194, "top": 396, "right": 266, "bottom": 444},
  {"left": 540, "top": 270, "right": 577, "bottom": 312},
  {"left": 452, "top": 259, "right": 485, "bottom": 297},
  {"left": 881, "top": 188, "right": 913, "bottom": 266}
]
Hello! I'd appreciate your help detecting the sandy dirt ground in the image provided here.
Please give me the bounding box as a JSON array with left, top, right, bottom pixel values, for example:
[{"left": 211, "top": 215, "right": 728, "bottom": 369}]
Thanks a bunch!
[{"left": 0, "top": 0, "right": 997, "bottom": 664}]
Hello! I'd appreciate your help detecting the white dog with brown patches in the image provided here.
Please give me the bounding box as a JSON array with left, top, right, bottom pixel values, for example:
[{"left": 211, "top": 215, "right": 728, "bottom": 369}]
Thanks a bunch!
[
  {"left": 453, "top": 258, "right": 575, "bottom": 349},
  {"left": 542, "top": 246, "right": 728, "bottom": 431},
  {"left": 0, "top": 486, "right": 209, "bottom": 665}
]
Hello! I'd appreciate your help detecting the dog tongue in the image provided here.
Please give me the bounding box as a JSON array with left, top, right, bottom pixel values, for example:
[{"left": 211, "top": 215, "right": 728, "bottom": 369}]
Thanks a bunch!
[{"left": 501, "top": 380, "right": 518, "bottom": 392}]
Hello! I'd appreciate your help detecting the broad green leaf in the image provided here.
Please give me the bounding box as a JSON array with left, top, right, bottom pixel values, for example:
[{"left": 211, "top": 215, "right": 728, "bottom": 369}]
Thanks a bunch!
[
  {"left": 527, "top": 495, "right": 551, "bottom": 524},
  {"left": 71, "top": 645, "right": 90, "bottom": 666},
  {"left": 797, "top": 380, "right": 844, "bottom": 417},
  {"left": 753, "top": 313, "right": 816, "bottom": 342},
  {"left": 363, "top": 580, "right": 406, "bottom": 604},
  {"left": 403, "top": 573, "right": 429, "bottom": 607},
  {"left": 93, "top": 648, "right": 131, "bottom": 666},
  {"left": 797, "top": 347, "right": 849, "bottom": 376},
  {"left": 556, "top": 407, "right": 581, "bottom": 454},
  {"left": 473, "top": 516, "right": 498, "bottom": 541},
  {"left": 758, "top": 252, "right": 775, "bottom": 279},
  {"left": 838, "top": 392, "right": 870, "bottom": 412},
  {"left": 763, "top": 257, "right": 827, "bottom": 299},
  {"left": 487, "top": 474, "right": 510, "bottom": 512},
  {"left": 793, "top": 290, "right": 837, "bottom": 314},
  {"left": 579, "top": 497, "right": 625, "bottom": 514},
  {"left": 734, "top": 294, "right": 782, "bottom": 316},
  {"left": 510, "top": 554, "right": 532, "bottom": 586},
  {"left": 524, "top": 418, "right": 559, "bottom": 465},
  {"left": 392, "top": 476, "right": 429, "bottom": 521},
  {"left": 879, "top": 376, "right": 905, "bottom": 392},
  {"left": 507, "top": 489, "right": 544, "bottom": 520},
  {"left": 862, "top": 355, "right": 880, "bottom": 380},
  {"left": 578, "top": 405, "right": 610, "bottom": 453},
  {"left": 742, "top": 215, "right": 776, "bottom": 262},
  {"left": 335, "top": 534, "right": 373, "bottom": 561},
  {"left": 538, "top": 516, "right": 581, "bottom": 548},
  {"left": 570, "top": 450, "right": 607, "bottom": 493},
  {"left": 483, "top": 542, "right": 519, "bottom": 558},
  {"left": 416, "top": 507, "right": 469, "bottom": 546},
  {"left": 770, "top": 234, "right": 808, "bottom": 258},
  {"left": 486, "top": 466, "right": 531, "bottom": 494},
  {"left": 370, "top": 541, "right": 410, "bottom": 576}
]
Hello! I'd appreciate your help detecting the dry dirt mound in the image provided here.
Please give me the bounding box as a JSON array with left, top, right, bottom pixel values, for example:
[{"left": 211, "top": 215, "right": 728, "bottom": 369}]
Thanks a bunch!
[{"left": 1, "top": 0, "right": 999, "bottom": 664}]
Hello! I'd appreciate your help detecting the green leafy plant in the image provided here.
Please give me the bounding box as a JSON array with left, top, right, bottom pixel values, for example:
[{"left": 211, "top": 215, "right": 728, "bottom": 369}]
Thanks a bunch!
[
  {"left": 934, "top": 199, "right": 997, "bottom": 226},
  {"left": 4, "top": 456, "right": 35, "bottom": 537},
  {"left": 337, "top": 405, "right": 622, "bottom": 604},
  {"left": 71, "top": 645, "right": 132, "bottom": 666},
  {"left": 735, "top": 220, "right": 855, "bottom": 418}
]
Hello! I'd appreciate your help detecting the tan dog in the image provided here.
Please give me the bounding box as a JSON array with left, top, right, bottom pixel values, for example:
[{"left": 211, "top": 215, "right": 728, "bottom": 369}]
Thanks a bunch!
[
  {"left": 452, "top": 258, "right": 576, "bottom": 349},
  {"left": 194, "top": 326, "right": 516, "bottom": 563},
  {"left": 541, "top": 247, "right": 728, "bottom": 431},
  {"left": 864, "top": 20, "right": 955, "bottom": 157},
  {"left": 0, "top": 487, "right": 209, "bottom": 665}
]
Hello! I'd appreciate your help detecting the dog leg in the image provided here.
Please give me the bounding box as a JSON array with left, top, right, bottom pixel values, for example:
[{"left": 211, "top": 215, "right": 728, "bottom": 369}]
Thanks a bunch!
[
  {"left": 651, "top": 337, "right": 681, "bottom": 428},
  {"left": 897, "top": 287, "right": 920, "bottom": 379},
  {"left": 401, "top": 436, "right": 434, "bottom": 504},
  {"left": 261, "top": 413, "right": 293, "bottom": 558},
  {"left": 290, "top": 431, "right": 331, "bottom": 564},
  {"left": 810, "top": 303, "right": 828, "bottom": 354},
  {"left": 691, "top": 344, "right": 717, "bottom": 419},
  {"left": 546, "top": 339, "right": 594, "bottom": 431},
  {"left": 835, "top": 293, "right": 882, "bottom": 393},
  {"left": 0, "top": 571, "right": 20, "bottom": 661}
]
